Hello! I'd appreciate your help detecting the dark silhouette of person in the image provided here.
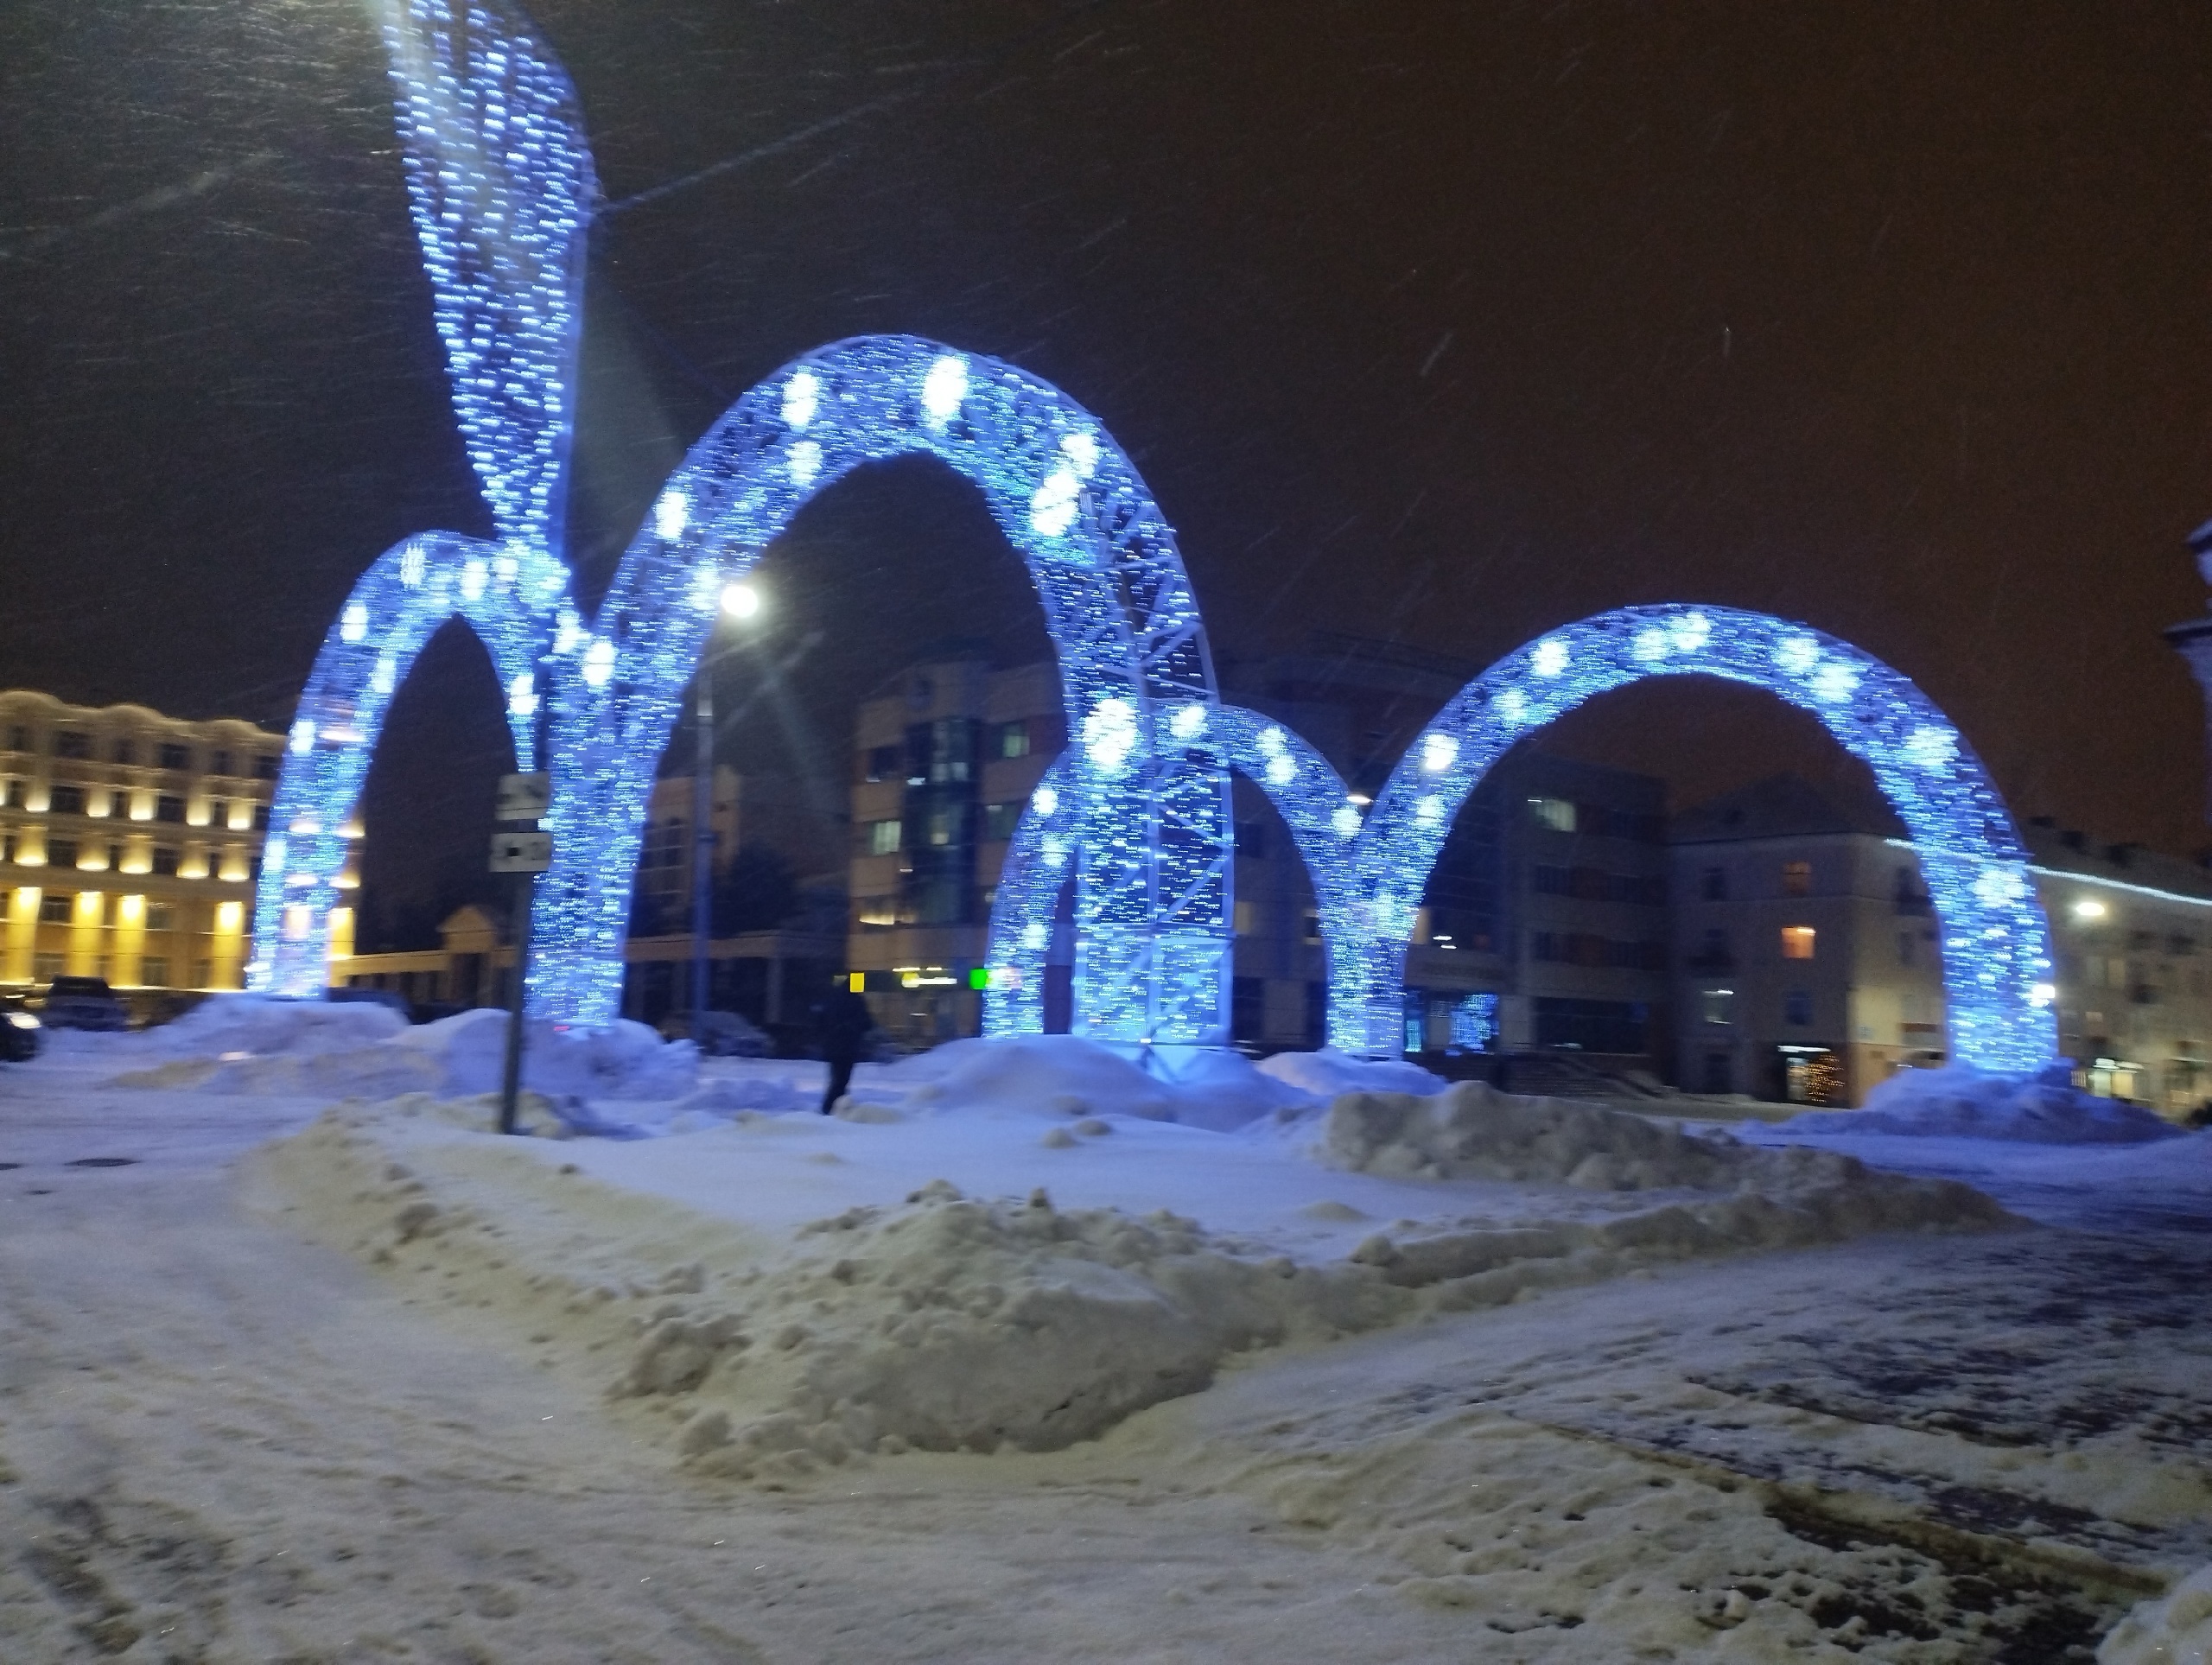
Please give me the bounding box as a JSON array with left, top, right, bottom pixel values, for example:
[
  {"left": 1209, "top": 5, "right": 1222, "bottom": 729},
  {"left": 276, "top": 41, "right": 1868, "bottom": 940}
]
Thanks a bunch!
[{"left": 816, "top": 981, "right": 875, "bottom": 1115}]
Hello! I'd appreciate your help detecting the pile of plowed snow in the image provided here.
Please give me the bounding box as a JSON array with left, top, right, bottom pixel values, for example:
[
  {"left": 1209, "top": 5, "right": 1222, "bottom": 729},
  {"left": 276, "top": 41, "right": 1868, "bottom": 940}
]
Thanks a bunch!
[
  {"left": 2099, "top": 1564, "right": 2212, "bottom": 1664},
  {"left": 113, "top": 1003, "right": 695, "bottom": 1103},
  {"left": 251, "top": 1078, "right": 2014, "bottom": 1480},
  {"left": 880, "top": 1034, "right": 1311, "bottom": 1130},
  {"left": 1774, "top": 1064, "right": 2183, "bottom": 1144}
]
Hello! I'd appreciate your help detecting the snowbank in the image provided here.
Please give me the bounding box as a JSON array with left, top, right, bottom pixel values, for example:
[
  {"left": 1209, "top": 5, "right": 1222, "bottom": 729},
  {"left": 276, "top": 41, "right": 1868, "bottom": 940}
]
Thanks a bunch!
[
  {"left": 251, "top": 1075, "right": 2017, "bottom": 1481},
  {"left": 1255, "top": 1046, "right": 1446, "bottom": 1101},
  {"left": 1776, "top": 1064, "right": 2183, "bottom": 1145},
  {"left": 2100, "top": 1563, "right": 2212, "bottom": 1663},
  {"left": 253, "top": 1100, "right": 1406, "bottom": 1475},
  {"left": 112, "top": 1007, "right": 696, "bottom": 1103},
  {"left": 152, "top": 993, "right": 409, "bottom": 1058},
  {"left": 886, "top": 1035, "right": 1308, "bottom": 1130}
]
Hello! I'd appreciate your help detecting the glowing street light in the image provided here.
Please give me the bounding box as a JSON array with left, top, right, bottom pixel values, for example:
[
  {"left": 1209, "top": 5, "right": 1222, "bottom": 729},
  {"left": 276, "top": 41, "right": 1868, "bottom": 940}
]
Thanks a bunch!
[{"left": 720, "top": 581, "right": 762, "bottom": 622}]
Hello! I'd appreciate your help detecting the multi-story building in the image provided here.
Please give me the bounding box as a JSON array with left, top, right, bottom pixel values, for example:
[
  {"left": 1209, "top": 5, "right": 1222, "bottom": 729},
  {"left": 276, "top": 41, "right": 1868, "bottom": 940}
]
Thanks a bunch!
[
  {"left": 1669, "top": 775, "right": 2212, "bottom": 1114},
  {"left": 1223, "top": 636, "right": 1670, "bottom": 1064},
  {"left": 2025, "top": 820, "right": 2212, "bottom": 1114},
  {"left": 1669, "top": 775, "right": 1939, "bottom": 1106},
  {"left": 0, "top": 689, "right": 283, "bottom": 998},
  {"left": 846, "top": 649, "right": 1062, "bottom": 1043}
]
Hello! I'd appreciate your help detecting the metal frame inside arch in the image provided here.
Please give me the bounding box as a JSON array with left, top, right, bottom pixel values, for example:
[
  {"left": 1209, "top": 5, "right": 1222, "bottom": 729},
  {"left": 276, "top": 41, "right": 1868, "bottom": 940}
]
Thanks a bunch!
[
  {"left": 533, "top": 335, "right": 1234, "bottom": 1038},
  {"left": 1336, "top": 605, "right": 2057, "bottom": 1071}
]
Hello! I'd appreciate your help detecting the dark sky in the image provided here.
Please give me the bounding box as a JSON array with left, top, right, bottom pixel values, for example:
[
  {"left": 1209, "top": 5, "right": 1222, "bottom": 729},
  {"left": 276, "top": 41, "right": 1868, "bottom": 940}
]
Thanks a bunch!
[{"left": 3, "top": 0, "right": 2211, "bottom": 933}]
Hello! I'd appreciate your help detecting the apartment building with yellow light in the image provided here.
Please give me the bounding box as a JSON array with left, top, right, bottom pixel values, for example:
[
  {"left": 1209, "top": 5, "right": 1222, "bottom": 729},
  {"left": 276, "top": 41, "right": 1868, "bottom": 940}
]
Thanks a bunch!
[{"left": 0, "top": 689, "right": 286, "bottom": 997}]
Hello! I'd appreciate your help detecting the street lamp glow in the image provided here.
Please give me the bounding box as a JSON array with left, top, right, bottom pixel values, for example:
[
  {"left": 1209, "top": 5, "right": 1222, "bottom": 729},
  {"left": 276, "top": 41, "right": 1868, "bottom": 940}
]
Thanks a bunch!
[
  {"left": 2072, "top": 898, "right": 2107, "bottom": 920},
  {"left": 720, "top": 581, "right": 763, "bottom": 621}
]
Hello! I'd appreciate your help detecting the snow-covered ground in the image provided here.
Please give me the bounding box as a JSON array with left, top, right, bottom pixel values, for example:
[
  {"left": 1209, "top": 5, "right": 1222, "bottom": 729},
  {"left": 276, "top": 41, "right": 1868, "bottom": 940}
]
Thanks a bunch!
[{"left": 3, "top": 1009, "right": 2208, "bottom": 1661}]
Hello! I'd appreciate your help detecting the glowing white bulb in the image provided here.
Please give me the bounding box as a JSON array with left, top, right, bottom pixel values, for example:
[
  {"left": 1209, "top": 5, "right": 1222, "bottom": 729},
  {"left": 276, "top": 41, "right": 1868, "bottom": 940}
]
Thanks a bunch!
[
  {"left": 1420, "top": 732, "right": 1459, "bottom": 772},
  {"left": 1257, "top": 725, "right": 1287, "bottom": 757},
  {"left": 1811, "top": 661, "right": 1860, "bottom": 704},
  {"left": 398, "top": 547, "right": 426, "bottom": 589},
  {"left": 653, "top": 489, "right": 690, "bottom": 542},
  {"left": 289, "top": 720, "right": 316, "bottom": 756},
  {"left": 553, "top": 607, "right": 582, "bottom": 656},
  {"left": 1973, "top": 864, "right": 2027, "bottom": 906},
  {"left": 781, "top": 369, "right": 821, "bottom": 431},
  {"left": 460, "top": 557, "right": 488, "bottom": 601},
  {"left": 2029, "top": 982, "right": 2056, "bottom": 1008},
  {"left": 507, "top": 672, "right": 538, "bottom": 718},
  {"left": 1904, "top": 724, "right": 1957, "bottom": 770},
  {"left": 920, "top": 354, "right": 968, "bottom": 429},
  {"left": 1060, "top": 430, "right": 1101, "bottom": 478},
  {"left": 1775, "top": 633, "right": 1821, "bottom": 676},
  {"left": 581, "top": 639, "right": 616, "bottom": 690},
  {"left": 1041, "top": 833, "right": 1070, "bottom": 869},
  {"left": 1496, "top": 689, "right": 1529, "bottom": 726},
  {"left": 264, "top": 837, "right": 287, "bottom": 875},
  {"left": 1022, "top": 922, "right": 1049, "bottom": 951},
  {"left": 1167, "top": 702, "right": 1207, "bottom": 741},
  {"left": 370, "top": 654, "right": 397, "bottom": 696},
  {"left": 2071, "top": 898, "right": 2107, "bottom": 920},
  {"left": 1332, "top": 801, "right": 1362, "bottom": 837},
  {"left": 1033, "top": 785, "right": 1059, "bottom": 818},
  {"left": 1082, "top": 697, "right": 1139, "bottom": 773},
  {"left": 493, "top": 551, "right": 518, "bottom": 587},
  {"left": 1414, "top": 794, "right": 1444, "bottom": 827},
  {"left": 1029, "top": 465, "right": 1081, "bottom": 537},
  {"left": 1669, "top": 610, "right": 1712, "bottom": 653},
  {"left": 340, "top": 603, "right": 370, "bottom": 645},
  {"left": 1631, "top": 626, "right": 1671, "bottom": 663},
  {"left": 786, "top": 441, "right": 823, "bottom": 487},
  {"left": 1531, "top": 638, "right": 1569, "bottom": 677},
  {"left": 1264, "top": 753, "right": 1295, "bottom": 787},
  {"left": 721, "top": 581, "right": 761, "bottom": 621}
]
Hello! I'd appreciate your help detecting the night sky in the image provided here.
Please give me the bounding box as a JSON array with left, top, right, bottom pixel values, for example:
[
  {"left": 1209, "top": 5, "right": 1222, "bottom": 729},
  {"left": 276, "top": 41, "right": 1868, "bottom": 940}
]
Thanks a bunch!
[{"left": 3, "top": 1, "right": 2210, "bottom": 937}]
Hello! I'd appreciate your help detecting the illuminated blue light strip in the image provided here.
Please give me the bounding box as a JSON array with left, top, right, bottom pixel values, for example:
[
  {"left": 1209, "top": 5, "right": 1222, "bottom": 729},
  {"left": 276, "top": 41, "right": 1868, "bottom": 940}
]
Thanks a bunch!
[
  {"left": 1344, "top": 605, "right": 2056, "bottom": 1071},
  {"left": 250, "top": 532, "right": 565, "bottom": 995},
  {"left": 528, "top": 336, "right": 1234, "bottom": 1039}
]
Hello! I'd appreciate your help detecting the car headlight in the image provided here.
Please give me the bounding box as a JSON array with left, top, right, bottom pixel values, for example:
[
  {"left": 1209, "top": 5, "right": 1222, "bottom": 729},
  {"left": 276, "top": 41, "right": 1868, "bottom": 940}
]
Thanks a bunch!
[{"left": 6, "top": 1011, "right": 40, "bottom": 1030}]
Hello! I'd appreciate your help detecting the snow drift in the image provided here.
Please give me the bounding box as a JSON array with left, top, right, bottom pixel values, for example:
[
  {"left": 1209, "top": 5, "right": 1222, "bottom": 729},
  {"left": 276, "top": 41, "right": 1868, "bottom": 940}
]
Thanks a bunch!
[
  {"left": 111, "top": 1006, "right": 696, "bottom": 1103},
  {"left": 1774, "top": 1064, "right": 2183, "bottom": 1145},
  {"left": 882, "top": 1034, "right": 1309, "bottom": 1130}
]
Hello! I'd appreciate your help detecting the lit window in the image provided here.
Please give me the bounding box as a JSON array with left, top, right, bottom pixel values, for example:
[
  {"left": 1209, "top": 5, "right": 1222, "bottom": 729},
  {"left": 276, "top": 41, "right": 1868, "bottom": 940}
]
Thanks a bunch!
[
  {"left": 1781, "top": 925, "right": 1816, "bottom": 960},
  {"left": 982, "top": 802, "right": 1024, "bottom": 842},
  {"left": 997, "top": 721, "right": 1031, "bottom": 759},
  {"left": 1782, "top": 861, "right": 1812, "bottom": 897},
  {"left": 867, "top": 819, "right": 902, "bottom": 856},
  {"left": 1529, "top": 797, "right": 1576, "bottom": 833}
]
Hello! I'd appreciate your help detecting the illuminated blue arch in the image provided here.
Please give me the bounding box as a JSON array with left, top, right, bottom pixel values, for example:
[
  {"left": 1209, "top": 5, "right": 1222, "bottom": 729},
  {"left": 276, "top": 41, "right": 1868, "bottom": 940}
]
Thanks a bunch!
[
  {"left": 528, "top": 336, "right": 1234, "bottom": 1039},
  {"left": 250, "top": 532, "right": 568, "bottom": 994},
  {"left": 981, "top": 706, "right": 1370, "bottom": 1039},
  {"left": 1336, "top": 605, "right": 2057, "bottom": 1071}
]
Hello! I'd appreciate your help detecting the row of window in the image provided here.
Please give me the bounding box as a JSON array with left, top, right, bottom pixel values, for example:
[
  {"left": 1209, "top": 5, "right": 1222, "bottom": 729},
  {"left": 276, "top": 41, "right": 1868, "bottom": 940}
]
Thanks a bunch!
[
  {"left": 2, "top": 835, "right": 253, "bottom": 879},
  {"left": 1694, "top": 861, "right": 1934, "bottom": 906},
  {"left": 861, "top": 719, "right": 1043, "bottom": 787},
  {"left": 27, "top": 894, "right": 189, "bottom": 928},
  {"left": 0, "top": 783, "right": 270, "bottom": 828},
  {"left": 1699, "top": 987, "right": 1818, "bottom": 1027},
  {"left": 1526, "top": 797, "right": 1666, "bottom": 842},
  {"left": 1530, "top": 864, "right": 1666, "bottom": 906},
  {"left": 861, "top": 800, "right": 1033, "bottom": 857},
  {"left": 1529, "top": 931, "right": 1666, "bottom": 970},
  {"left": 20, "top": 952, "right": 210, "bottom": 988},
  {"left": 3, "top": 726, "right": 280, "bottom": 777}
]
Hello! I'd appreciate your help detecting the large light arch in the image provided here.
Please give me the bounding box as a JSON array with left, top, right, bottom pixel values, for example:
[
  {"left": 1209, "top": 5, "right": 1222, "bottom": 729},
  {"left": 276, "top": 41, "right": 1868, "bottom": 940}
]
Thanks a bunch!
[
  {"left": 1334, "top": 604, "right": 2057, "bottom": 1071},
  {"left": 251, "top": 532, "right": 567, "bottom": 995},
  {"left": 527, "top": 336, "right": 1235, "bottom": 1039}
]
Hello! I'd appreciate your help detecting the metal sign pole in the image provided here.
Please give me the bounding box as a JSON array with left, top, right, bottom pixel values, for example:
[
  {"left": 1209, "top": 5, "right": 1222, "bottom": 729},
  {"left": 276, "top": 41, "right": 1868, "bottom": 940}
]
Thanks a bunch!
[
  {"left": 499, "top": 867, "right": 534, "bottom": 1135},
  {"left": 489, "top": 771, "right": 553, "bottom": 1136}
]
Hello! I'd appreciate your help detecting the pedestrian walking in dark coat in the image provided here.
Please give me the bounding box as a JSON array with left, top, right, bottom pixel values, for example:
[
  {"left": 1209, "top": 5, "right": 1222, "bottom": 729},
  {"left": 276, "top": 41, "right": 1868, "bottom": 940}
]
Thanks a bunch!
[{"left": 816, "top": 982, "right": 875, "bottom": 1115}]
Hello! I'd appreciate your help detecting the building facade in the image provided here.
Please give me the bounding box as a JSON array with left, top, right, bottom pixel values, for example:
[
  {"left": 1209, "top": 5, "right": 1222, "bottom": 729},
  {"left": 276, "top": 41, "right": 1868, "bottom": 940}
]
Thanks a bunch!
[
  {"left": 845, "top": 651, "right": 1063, "bottom": 1043},
  {"left": 0, "top": 690, "right": 282, "bottom": 1000},
  {"left": 1669, "top": 776, "right": 2212, "bottom": 1115}
]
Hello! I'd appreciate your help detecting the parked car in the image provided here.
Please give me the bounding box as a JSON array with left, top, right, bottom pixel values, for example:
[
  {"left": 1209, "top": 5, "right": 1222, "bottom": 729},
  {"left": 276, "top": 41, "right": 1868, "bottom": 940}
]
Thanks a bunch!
[
  {"left": 656, "top": 1008, "right": 772, "bottom": 1057},
  {"left": 32, "top": 975, "right": 130, "bottom": 1033},
  {"left": 0, "top": 1000, "right": 43, "bottom": 1061}
]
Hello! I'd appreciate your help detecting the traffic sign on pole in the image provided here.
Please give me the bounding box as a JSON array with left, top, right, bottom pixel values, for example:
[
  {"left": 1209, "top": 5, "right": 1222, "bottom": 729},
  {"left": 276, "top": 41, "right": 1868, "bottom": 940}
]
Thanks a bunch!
[{"left": 489, "top": 830, "right": 553, "bottom": 873}]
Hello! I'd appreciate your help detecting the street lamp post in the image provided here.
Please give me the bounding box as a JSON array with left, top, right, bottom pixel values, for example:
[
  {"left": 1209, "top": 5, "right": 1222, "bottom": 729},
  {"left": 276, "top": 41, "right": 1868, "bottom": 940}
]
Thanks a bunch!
[{"left": 690, "top": 579, "right": 764, "bottom": 1048}]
